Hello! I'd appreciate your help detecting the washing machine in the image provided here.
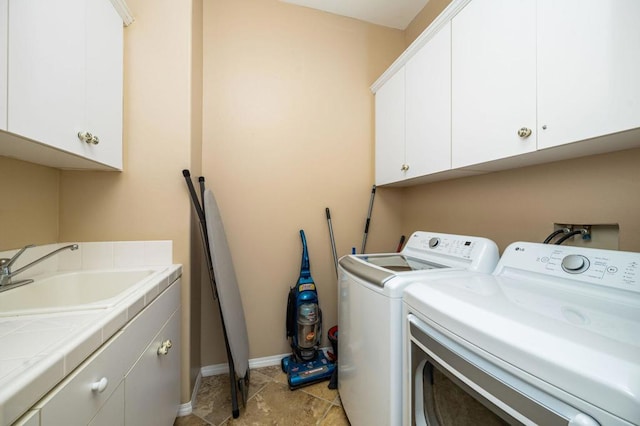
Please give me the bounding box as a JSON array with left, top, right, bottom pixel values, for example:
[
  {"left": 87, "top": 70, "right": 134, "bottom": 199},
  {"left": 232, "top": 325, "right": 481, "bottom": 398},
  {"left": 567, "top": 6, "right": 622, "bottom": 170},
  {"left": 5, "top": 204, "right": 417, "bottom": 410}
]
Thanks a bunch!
[
  {"left": 403, "top": 242, "right": 640, "bottom": 426},
  {"left": 338, "top": 231, "right": 499, "bottom": 426}
]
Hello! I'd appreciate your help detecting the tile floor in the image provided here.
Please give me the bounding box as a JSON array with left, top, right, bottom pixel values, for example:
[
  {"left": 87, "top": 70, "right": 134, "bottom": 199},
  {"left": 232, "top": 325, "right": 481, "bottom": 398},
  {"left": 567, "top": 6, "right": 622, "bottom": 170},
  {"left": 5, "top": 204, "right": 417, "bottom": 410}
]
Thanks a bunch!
[{"left": 174, "top": 365, "right": 351, "bottom": 426}]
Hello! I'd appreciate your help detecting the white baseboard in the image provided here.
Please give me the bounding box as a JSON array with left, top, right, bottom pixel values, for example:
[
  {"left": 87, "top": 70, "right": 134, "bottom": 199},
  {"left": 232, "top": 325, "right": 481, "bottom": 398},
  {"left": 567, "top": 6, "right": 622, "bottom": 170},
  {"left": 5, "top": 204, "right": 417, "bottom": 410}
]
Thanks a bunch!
[
  {"left": 201, "top": 348, "right": 331, "bottom": 377},
  {"left": 177, "top": 348, "right": 332, "bottom": 417},
  {"left": 201, "top": 351, "right": 291, "bottom": 377},
  {"left": 176, "top": 369, "right": 202, "bottom": 416}
]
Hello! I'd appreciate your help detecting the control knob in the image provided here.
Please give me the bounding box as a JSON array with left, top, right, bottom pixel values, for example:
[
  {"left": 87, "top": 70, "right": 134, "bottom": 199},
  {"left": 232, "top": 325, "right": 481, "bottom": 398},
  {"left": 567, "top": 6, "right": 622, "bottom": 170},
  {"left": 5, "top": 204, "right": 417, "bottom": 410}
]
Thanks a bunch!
[
  {"left": 428, "top": 238, "right": 440, "bottom": 248},
  {"left": 561, "top": 254, "right": 590, "bottom": 274}
]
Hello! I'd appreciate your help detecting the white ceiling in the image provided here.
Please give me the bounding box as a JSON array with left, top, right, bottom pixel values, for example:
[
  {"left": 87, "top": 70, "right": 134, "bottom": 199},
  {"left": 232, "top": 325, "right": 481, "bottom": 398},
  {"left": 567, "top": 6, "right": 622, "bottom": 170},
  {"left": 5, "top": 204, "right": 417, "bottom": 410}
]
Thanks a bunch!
[{"left": 279, "top": 0, "right": 429, "bottom": 30}]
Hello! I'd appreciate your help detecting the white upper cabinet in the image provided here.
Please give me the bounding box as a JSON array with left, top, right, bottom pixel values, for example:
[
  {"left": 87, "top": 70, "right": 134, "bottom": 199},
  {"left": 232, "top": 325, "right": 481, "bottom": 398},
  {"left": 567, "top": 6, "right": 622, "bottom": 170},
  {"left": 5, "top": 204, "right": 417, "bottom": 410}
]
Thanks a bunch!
[
  {"left": 3, "top": 0, "right": 126, "bottom": 170},
  {"left": 85, "top": 0, "right": 124, "bottom": 168},
  {"left": 405, "top": 21, "right": 452, "bottom": 178},
  {"left": 0, "top": 0, "right": 7, "bottom": 131},
  {"left": 375, "top": 21, "right": 453, "bottom": 185},
  {"left": 537, "top": 0, "right": 640, "bottom": 150},
  {"left": 375, "top": 67, "right": 406, "bottom": 185},
  {"left": 451, "top": 0, "right": 537, "bottom": 169}
]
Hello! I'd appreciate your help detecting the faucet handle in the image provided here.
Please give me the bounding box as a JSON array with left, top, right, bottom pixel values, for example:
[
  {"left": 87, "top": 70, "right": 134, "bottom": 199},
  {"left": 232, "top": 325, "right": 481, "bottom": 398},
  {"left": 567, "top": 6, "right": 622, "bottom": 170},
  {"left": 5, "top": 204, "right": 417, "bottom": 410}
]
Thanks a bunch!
[{"left": 5, "top": 244, "right": 36, "bottom": 268}]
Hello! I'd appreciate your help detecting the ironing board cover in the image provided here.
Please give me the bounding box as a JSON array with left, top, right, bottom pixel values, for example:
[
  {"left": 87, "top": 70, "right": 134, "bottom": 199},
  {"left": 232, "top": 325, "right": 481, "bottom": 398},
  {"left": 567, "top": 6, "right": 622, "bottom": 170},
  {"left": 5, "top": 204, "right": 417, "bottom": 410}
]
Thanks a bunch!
[{"left": 203, "top": 188, "right": 250, "bottom": 378}]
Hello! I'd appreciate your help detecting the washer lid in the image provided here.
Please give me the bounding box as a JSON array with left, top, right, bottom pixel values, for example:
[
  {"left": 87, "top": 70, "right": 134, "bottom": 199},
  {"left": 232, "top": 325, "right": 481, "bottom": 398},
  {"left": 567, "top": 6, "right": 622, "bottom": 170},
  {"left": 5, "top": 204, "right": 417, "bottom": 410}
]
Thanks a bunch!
[
  {"left": 339, "top": 254, "right": 448, "bottom": 287},
  {"left": 403, "top": 274, "right": 640, "bottom": 424}
]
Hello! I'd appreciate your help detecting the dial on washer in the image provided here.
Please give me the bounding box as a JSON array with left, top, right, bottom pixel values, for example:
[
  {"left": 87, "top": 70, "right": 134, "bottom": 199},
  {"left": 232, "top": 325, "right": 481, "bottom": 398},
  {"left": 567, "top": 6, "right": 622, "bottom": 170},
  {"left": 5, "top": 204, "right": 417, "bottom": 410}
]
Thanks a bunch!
[{"left": 561, "top": 254, "right": 590, "bottom": 274}]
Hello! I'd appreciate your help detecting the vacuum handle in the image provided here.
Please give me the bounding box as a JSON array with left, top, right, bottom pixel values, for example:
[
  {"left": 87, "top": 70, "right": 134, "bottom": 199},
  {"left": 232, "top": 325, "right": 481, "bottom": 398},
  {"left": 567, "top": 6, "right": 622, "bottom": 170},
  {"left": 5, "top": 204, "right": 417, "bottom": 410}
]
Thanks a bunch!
[{"left": 299, "top": 230, "right": 311, "bottom": 278}]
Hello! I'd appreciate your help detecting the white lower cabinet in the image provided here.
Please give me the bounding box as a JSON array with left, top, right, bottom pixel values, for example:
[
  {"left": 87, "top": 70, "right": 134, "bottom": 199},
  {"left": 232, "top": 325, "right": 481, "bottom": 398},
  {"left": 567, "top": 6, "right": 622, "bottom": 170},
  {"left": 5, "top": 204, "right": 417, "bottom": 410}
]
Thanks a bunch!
[
  {"left": 12, "top": 410, "right": 39, "bottom": 426},
  {"left": 32, "top": 279, "right": 181, "bottom": 426},
  {"left": 89, "top": 381, "right": 125, "bottom": 426},
  {"left": 124, "top": 310, "right": 181, "bottom": 426}
]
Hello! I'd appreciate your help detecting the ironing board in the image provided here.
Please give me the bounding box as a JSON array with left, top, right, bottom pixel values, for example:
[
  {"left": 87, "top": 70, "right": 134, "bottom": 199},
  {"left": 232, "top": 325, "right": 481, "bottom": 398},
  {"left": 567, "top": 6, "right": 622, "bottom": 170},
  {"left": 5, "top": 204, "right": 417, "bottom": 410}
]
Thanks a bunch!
[
  {"left": 203, "top": 189, "right": 250, "bottom": 381},
  {"left": 182, "top": 170, "right": 249, "bottom": 418}
]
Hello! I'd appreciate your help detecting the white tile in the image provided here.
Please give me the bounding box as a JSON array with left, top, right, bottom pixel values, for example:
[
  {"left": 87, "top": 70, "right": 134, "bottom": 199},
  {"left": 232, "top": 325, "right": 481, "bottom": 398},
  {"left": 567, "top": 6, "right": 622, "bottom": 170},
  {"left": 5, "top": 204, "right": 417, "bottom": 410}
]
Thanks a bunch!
[
  {"left": 102, "top": 311, "right": 127, "bottom": 341},
  {"left": 81, "top": 243, "right": 114, "bottom": 270},
  {"left": 10, "top": 245, "right": 57, "bottom": 278},
  {"left": 0, "top": 327, "right": 72, "bottom": 359},
  {"left": 127, "top": 295, "right": 145, "bottom": 320},
  {"left": 63, "top": 328, "right": 102, "bottom": 374},
  {"left": 144, "top": 285, "right": 159, "bottom": 305},
  {"left": 143, "top": 241, "right": 172, "bottom": 265},
  {"left": 0, "top": 358, "right": 29, "bottom": 381},
  {"left": 113, "top": 241, "right": 146, "bottom": 268},
  {"left": 56, "top": 243, "right": 82, "bottom": 271}
]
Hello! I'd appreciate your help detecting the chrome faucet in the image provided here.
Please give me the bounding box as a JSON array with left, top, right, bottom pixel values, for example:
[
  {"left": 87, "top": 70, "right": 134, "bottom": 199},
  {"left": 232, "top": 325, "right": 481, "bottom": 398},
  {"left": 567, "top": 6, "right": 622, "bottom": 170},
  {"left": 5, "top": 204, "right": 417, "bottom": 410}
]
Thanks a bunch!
[{"left": 0, "top": 244, "right": 79, "bottom": 291}]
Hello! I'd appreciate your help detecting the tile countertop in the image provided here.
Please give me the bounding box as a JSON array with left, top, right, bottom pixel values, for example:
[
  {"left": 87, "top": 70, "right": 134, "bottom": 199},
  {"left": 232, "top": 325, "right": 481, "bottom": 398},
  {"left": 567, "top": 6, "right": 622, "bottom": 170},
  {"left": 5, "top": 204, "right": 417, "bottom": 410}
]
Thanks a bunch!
[{"left": 0, "top": 241, "right": 181, "bottom": 425}]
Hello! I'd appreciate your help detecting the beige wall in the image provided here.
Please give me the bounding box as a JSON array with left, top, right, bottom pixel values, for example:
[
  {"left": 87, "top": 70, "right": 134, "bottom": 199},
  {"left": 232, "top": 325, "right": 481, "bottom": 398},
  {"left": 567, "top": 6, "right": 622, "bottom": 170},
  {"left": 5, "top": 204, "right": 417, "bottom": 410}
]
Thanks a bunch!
[
  {"left": 401, "top": 148, "right": 640, "bottom": 253},
  {"left": 0, "top": 157, "right": 59, "bottom": 250},
  {"left": 189, "top": 0, "right": 204, "bottom": 396},
  {"left": 58, "top": 0, "right": 197, "bottom": 403},
  {"left": 200, "top": 0, "right": 405, "bottom": 363},
  {"left": 405, "top": 0, "right": 453, "bottom": 46}
]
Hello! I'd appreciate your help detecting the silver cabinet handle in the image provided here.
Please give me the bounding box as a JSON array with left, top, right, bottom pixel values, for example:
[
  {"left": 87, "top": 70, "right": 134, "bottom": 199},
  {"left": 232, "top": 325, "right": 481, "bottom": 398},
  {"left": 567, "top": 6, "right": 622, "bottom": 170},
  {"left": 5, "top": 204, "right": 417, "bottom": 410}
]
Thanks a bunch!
[
  {"left": 157, "top": 339, "right": 173, "bottom": 355},
  {"left": 90, "top": 135, "right": 99, "bottom": 145},
  {"left": 517, "top": 127, "right": 532, "bottom": 138},
  {"left": 400, "top": 164, "right": 410, "bottom": 172}
]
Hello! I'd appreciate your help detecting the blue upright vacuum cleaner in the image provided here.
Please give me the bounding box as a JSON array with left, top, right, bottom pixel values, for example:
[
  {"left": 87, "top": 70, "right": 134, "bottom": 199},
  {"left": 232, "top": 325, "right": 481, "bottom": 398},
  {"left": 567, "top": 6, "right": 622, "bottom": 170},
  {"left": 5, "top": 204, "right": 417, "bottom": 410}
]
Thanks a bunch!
[{"left": 281, "top": 230, "right": 336, "bottom": 390}]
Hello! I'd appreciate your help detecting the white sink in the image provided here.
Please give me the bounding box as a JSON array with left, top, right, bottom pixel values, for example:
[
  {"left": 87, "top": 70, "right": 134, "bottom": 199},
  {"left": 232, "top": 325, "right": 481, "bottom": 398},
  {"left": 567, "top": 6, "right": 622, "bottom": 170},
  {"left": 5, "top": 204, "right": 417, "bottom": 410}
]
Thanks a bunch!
[{"left": 0, "top": 269, "right": 158, "bottom": 316}]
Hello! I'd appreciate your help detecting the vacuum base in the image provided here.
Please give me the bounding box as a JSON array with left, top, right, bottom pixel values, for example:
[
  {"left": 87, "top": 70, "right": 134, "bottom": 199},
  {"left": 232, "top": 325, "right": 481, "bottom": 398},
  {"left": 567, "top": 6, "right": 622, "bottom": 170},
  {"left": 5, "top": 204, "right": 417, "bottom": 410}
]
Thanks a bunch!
[{"left": 281, "top": 350, "right": 336, "bottom": 390}]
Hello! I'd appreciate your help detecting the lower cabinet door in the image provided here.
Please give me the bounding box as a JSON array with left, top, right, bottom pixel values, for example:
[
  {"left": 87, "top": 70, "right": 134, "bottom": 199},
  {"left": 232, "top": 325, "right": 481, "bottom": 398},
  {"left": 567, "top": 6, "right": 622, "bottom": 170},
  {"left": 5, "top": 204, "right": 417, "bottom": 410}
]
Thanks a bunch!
[
  {"left": 124, "top": 308, "right": 181, "bottom": 426},
  {"left": 89, "top": 380, "right": 125, "bottom": 426}
]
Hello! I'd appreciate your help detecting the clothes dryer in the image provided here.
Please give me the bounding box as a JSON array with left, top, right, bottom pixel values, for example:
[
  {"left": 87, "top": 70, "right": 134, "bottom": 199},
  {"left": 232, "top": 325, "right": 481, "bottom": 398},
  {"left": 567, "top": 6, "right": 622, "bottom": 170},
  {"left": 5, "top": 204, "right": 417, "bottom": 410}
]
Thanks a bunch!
[
  {"left": 403, "top": 242, "right": 640, "bottom": 426},
  {"left": 338, "top": 231, "right": 499, "bottom": 426}
]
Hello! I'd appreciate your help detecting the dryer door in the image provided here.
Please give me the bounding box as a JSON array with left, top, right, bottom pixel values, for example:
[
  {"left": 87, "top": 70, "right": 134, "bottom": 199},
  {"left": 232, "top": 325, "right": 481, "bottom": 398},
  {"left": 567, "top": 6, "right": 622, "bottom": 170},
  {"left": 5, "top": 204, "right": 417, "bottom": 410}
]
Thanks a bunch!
[{"left": 408, "top": 315, "right": 600, "bottom": 426}]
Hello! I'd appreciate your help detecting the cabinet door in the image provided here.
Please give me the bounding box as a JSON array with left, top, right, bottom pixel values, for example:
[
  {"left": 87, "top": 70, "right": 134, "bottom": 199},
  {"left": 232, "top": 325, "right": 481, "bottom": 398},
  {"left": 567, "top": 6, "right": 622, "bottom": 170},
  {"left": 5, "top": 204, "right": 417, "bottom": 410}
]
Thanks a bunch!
[
  {"left": 537, "top": 0, "right": 640, "bottom": 150},
  {"left": 8, "top": 0, "right": 85, "bottom": 153},
  {"left": 405, "top": 21, "right": 452, "bottom": 178},
  {"left": 7, "top": 0, "right": 123, "bottom": 169},
  {"left": 0, "top": 0, "right": 6, "bottom": 131},
  {"left": 89, "top": 380, "right": 125, "bottom": 426},
  {"left": 85, "top": 0, "right": 123, "bottom": 169},
  {"left": 451, "top": 0, "right": 537, "bottom": 168},
  {"left": 125, "top": 309, "right": 181, "bottom": 426},
  {"left": 375, "top": 67, "right": 406, "bottom": 185}
]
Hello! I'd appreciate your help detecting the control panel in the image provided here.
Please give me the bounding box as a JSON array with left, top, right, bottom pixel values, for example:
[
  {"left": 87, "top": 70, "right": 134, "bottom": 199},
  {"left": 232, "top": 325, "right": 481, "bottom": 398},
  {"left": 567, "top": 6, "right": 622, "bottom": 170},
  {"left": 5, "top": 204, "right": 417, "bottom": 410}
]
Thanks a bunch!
[
  {"left": 498, "top": 242, "right": 640, "bottom": 293},
  {"left": 407, "top": 233, "right": 477, "bottom": 258},
  {"left": 402, "top": 232, "right": 499, "bottom": 273}
]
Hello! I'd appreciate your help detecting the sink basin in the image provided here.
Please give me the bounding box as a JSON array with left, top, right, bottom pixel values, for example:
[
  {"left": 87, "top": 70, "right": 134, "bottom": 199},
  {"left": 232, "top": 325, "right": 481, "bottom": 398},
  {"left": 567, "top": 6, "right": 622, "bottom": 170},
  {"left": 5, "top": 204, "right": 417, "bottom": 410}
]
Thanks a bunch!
[{"left": 0, "top": 269, "right": 157, "bottom": 316}]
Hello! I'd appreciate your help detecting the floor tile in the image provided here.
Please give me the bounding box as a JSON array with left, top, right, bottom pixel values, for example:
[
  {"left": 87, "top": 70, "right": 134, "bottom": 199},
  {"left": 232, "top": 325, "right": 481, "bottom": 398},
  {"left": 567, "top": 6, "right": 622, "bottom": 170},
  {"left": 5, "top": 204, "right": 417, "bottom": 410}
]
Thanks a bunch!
[
  {"left": 174, "top": 413, "right": 211, "bottom": 426},
  {"left": 176, "top": 365, "right": 349, "bottom": 426},
  {"left": 319, "top": 405, "right": 350, "bottom": 425},
  {"left": 222, "top": 381, "right": 331, "bottom": 426}
]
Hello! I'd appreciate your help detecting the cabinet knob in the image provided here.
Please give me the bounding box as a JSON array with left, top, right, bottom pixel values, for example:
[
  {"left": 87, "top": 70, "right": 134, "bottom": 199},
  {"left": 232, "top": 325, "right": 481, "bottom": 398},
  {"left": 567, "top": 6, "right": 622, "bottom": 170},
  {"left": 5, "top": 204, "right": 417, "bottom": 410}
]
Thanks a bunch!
[
  {"left": 517, "top": 127, "right": 532, "bottom": 138},
  {"left": 157, "top": 339, "right": 173, "bottom": 355},
  {"left": 77, "top": 131, "right": 93, "bottom": 143},
  {"left": 91, "top": 377, "right": 109, "bottom": 393},
  {"left": 78, "top": 131, "right": 100, "bottom": 145},
  {"left": 400, "top": 164, "right": 410, "bottom": 172}
]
